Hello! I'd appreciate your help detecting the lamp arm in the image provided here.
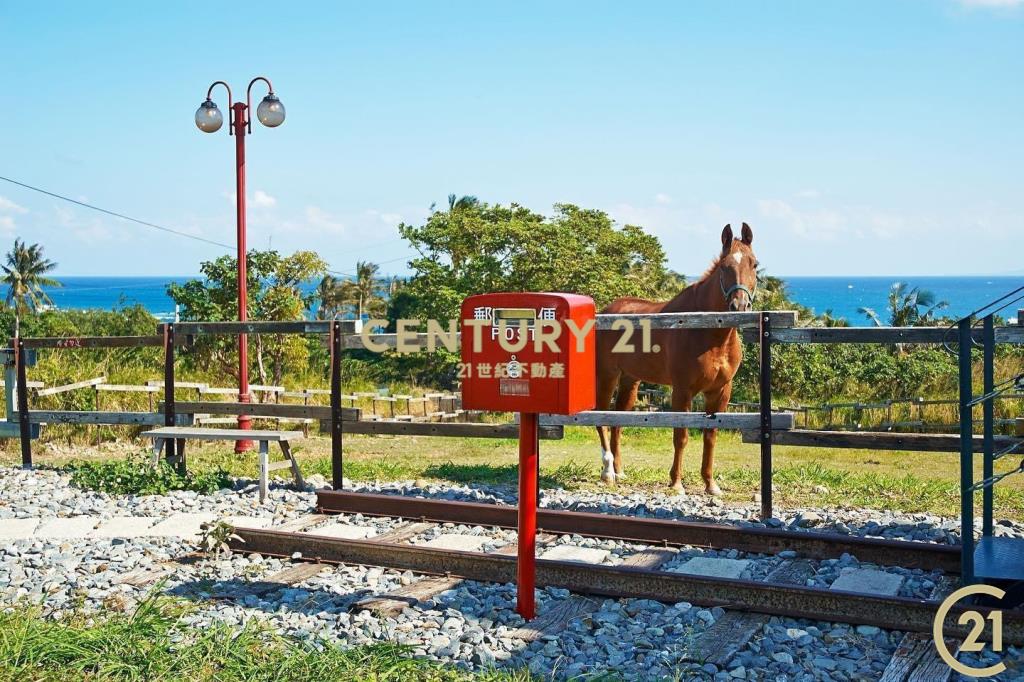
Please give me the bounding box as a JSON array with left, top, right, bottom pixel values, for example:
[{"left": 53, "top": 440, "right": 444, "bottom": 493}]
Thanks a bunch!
[
  {"left": 245, "top": 76, "right": 274, "bottom": 134},
  {"left": 205, "top": 81, "right": 234, "bottom": 135}
]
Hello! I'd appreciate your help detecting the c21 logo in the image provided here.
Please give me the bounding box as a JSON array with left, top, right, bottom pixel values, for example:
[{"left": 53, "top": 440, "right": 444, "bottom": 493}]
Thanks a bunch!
[{"left": 933, "top": 584, "right": 1007, "bottom": 678}]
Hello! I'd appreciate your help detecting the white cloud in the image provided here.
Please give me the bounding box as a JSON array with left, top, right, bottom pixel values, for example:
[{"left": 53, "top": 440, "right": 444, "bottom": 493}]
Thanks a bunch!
[
  {"left": 757, "top": 198, "right": 846, "bottom": 241},
  {"left": 0, "top": 196, "right": 28, "bottom": 214},
  {"left": 53, "top": 205, "right": 121, "bottom": 242},
  {"left": 654, "top": 193, "right": 673, "bottom": 205},
  {"left": 73, "top": 223, "right": 114, "bottom": 242},
  {"left": 252, "top": 190, "right": 276, "bottom": 208},
  {"left": 304, "top": 205, "right": 345, "bottom": 233},
  {"left": 224, "top": 190, "right": 277, "bottom": 208},
  {"left": 795, "top": 189, "right": 820, "bottom": 199},
  {"left": 365, "top": 209, "right": 403, "bottom": 226},
  {"left": 0, "top": 195, "right": 27, "bottom": 233},
  {"left": 867, "top": 214, "right": 906, "bottom": 240}
]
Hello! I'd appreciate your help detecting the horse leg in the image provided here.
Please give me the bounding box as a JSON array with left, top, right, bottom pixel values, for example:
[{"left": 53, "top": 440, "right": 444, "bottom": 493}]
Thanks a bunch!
[
  {"left": 669, "top": 389, "right": 693, "bottom": 494},
  {"left": 700, "top": 384, "right": 732, "bottom": 496},
  {"left": 611, "top": 376, "right": 640, "bottom": 480},
  {"left": 595, "top": 366, "right": 620, "bottom": 484}
]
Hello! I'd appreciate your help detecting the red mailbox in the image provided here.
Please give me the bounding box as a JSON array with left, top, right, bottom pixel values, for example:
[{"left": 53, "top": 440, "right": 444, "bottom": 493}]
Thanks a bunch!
[
  {"left": 460, "top": 292, "right": 596, "bottom": 620},
  {"left": 460, "top": 292, "right": 596, "bottom": 414}
]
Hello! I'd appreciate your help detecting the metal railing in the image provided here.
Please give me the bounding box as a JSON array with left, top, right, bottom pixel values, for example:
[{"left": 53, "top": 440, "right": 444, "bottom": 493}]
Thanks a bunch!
[{"left": 955, "top": 287, "right": 1024, "bottom": 584}]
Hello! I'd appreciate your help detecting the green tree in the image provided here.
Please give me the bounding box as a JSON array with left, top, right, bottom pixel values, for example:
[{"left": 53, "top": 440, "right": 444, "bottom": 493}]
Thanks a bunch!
[
  {"left": 167, "top": 250, "right": 327, "bottom": 386},
  {"left": 859, "top": 282, "right": 949, "bottom": 327},
  {"left": 339, "top": 261, "right": 387, "bottom": 320},
  {"left": 447, "top": 193, "right": 480, "bottom": 212},
  {"left": 398, "top": 200, "right": 669, "bottom": 321},
  {"left": 654, "top": 270, "right": 688, "bottom": 300},
  {"left": 315, "top": 274, "right": 345, "bottom": 320},
  {"left": 3, "top": 239, "right": 60, "bottom": 333},
  {"left": 818, "top": 309, "right": 850, "bottom": 328}
]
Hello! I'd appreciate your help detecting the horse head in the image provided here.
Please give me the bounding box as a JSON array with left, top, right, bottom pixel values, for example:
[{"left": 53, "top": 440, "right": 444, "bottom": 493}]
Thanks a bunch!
[{"left": 718, "top": 223, "right": 759, "bottom": 312}]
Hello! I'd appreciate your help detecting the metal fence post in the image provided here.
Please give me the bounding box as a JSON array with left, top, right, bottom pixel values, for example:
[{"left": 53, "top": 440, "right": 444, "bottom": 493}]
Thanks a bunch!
[
  {"left": 163, "top": 324, "right": 180, "bottom": 472},
  {"left": 958, "top": 317, "right": 975, "bottom": 583},
  {"left": 759, "top": 312, "right": 773, "bottom": 520},
  {"left": 982, "top": 314, "right": 994, "bottom": 538},
  {"left": 16, "top": 338, "right": 32, "bottom": 469},
  {"left": 331, "top": 320, "right": 344, "bottom": 490}
]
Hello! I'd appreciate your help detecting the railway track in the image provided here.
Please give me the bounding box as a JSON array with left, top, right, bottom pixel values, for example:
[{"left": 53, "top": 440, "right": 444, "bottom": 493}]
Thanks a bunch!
[
  {"left": 217, "top": 490, "right": 1024, "bottom": 647},
  {"left": 314, "top": 490, "right": 962, "bottom": 573}
]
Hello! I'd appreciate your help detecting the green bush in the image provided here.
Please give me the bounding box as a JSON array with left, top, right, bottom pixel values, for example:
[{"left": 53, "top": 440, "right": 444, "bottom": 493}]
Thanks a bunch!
[{"left": 64, "top": 457, "right": 232, "bottom": 496}]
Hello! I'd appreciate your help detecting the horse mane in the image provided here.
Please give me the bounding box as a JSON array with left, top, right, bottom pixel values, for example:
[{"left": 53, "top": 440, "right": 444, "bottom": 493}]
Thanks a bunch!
[
  {"left": 696, "top": 255, "right": 723, "bottom": 284},
  {"left": 660, "top": 255, "right": 721, "bottom": 312}
]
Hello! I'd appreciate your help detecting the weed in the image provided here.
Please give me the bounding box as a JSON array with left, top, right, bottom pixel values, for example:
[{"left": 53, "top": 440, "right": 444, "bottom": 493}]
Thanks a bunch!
[
  {"left": 64, "top": 456, "right": 231, "bottom": 496},
  {"left": 197, "top": 521, "right": 243, "bottom": 558},
  {"left": 0, "top": 594, "right": 534, "bottom": 681}
]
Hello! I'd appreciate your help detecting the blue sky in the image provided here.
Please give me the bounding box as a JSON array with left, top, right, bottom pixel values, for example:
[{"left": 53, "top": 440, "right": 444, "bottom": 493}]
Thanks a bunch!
[{"left": 0, "top": 0, "right": 1021, "bottom": 278}]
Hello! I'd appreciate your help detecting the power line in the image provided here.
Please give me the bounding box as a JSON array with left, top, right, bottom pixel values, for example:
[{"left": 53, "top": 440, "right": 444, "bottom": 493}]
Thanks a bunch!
[
  {"left": 0, "top": 174, "right": 414, "bottom": 278},
  {"left": 0, "top": 175, "right": 236, "bottom": 250}
]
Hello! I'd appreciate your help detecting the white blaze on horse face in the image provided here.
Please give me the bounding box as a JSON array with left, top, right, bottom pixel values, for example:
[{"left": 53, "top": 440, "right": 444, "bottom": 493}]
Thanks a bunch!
[{"left": 732, "top": 252, "right": 743, "bottom": 264}]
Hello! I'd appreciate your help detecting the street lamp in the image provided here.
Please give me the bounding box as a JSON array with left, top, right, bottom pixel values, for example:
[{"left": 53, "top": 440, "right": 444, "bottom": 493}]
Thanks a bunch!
[{"left": 196, "top": 77, "right": 286, "bottom": 452}]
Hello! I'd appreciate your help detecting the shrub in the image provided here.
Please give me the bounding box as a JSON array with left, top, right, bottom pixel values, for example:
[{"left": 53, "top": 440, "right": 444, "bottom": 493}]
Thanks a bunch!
[{"left": 65, "top": 456, "right": 232, "bottom": 496}]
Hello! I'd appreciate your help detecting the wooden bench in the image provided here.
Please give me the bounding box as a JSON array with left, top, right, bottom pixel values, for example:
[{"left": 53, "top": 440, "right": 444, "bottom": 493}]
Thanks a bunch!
[{"left": 140, "top": 427, "right": 305, "bottom": 502}]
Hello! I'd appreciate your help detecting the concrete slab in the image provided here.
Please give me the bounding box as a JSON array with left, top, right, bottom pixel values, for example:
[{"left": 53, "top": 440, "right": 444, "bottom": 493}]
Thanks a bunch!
[
  {"left": 0, "top": 518, "right": 40, "bottom": 540},
  {"left": 830, "top": 568, "right": 904, "bottom": 596},
  {"left": 224, "top": 516, "right": 275, "bottom": 530},
  {"left": 422, "top": 534, "right": 488, "bottom": 551},
  {"left": 35, "top": 517, "right": 98, "bottom": 539},
  {"left": 309, "top": 523, "right": 377, "bottom": 540},
  {"left": 90, "top": 517, "right": 160, "bottom": 538},
  {"left": 673, "top": 557, "right": 751, "bottom": 579},
  {"left": 148, "top": 513, "right": 217, "bottom": 538},
  {"left": 540, "top": 545, "right": 610, "bottom": 564}
]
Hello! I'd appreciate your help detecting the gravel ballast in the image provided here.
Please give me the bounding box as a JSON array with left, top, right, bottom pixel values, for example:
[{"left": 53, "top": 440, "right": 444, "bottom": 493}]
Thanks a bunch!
[{"left": 1, "top": 466, "right": 1022, "bottom": 680}]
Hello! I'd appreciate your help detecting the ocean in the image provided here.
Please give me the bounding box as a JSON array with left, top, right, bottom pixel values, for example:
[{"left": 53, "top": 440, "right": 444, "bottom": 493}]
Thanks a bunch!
[{"left": 6, "top": 275, "right": 1023, "bottom": 324}]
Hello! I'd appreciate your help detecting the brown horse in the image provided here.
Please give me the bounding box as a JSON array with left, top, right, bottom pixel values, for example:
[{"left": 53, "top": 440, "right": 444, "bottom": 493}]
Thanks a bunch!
[{"left": 595, "top": 223, "right": 760, "bottom": 495}]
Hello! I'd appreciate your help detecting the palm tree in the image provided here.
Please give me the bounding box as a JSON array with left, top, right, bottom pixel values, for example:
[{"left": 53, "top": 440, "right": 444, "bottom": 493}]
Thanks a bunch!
[
  {"left": 340, "top": 261, "right": 386, "bottom": 320},
  {"left": 385, "top": 275, "right": 406, "bottom": 298},
  {"left": 447, "top": 194, "right": 480, "bottom": 212},
  {"left": 2, "top": 239, "right": 60, "bottom": 333},
  {"left": 819, "top": 309, "right": 849, "bottom": 327},
  {"left": 314, "top": 274, "right": 345, "bottom": 320},
  {"left": 428, "top": 194, "right": 480, "bottom": 214},
  {"left": 859, "top": 282, "right": 949, "bottom": 327}
]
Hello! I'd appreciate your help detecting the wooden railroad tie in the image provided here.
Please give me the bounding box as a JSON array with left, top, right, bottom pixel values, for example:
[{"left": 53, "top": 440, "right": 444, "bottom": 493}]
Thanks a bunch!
[
  {"left": 352, "top": 533, "right": 556, "bottom": 617},
  {"left": 685, "top": 559, "right": 816, "bottom": 665}
]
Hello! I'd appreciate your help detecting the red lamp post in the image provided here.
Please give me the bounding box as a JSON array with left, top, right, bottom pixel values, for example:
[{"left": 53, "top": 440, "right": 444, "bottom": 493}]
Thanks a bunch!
[{"left": 195, "top": 77, "right": 286, "bottom": 453}]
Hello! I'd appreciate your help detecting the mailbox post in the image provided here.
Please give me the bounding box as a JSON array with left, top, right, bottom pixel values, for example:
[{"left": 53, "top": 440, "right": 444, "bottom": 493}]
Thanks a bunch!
[{"left": 460, "top": 293, "right": 596, "bottom": 619}]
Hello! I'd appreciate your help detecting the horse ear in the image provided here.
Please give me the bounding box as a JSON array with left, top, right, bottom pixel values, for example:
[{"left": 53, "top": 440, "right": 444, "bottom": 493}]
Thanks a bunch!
[
  {"left": 721, "top": 224, "right": 733, "bottom": 252},
  {"left": 741, "top": 222, "right": 753, "bottom": 245}
]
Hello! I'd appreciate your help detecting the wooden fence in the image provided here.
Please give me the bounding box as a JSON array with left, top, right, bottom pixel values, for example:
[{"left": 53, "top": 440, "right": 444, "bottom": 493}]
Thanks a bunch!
[{"left": 8, "top": 310, "right": 1024, "bottom": 519}]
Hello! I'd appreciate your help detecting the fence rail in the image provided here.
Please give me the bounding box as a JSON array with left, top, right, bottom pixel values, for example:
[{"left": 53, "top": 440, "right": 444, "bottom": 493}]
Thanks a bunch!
[
  {"left": 11, "top": 308, "right": 1024, "bottom": 521},
  {"left": 13, "top": 410, "right": 187, "bottom": 426},
  {"left": 34, "top": 376, "right": 106, "bottom": 397},
  {"left": 541, "top": 410, "right": 794, "bottom": 430},
  {"left": 157, "top": 311, "right": 798, "bottom": 336}
]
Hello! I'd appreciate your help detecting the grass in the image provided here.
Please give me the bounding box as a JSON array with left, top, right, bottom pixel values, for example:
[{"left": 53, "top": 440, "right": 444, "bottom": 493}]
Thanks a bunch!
[
  {"left": 8, "top": 426, "right": 1024, "bottom": 520},
  {"left": 63, "top": 457, "right": 232, "bottom": 496},
  {"left": 0, "top": 595, "right": 534, "bottom": 682}
]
